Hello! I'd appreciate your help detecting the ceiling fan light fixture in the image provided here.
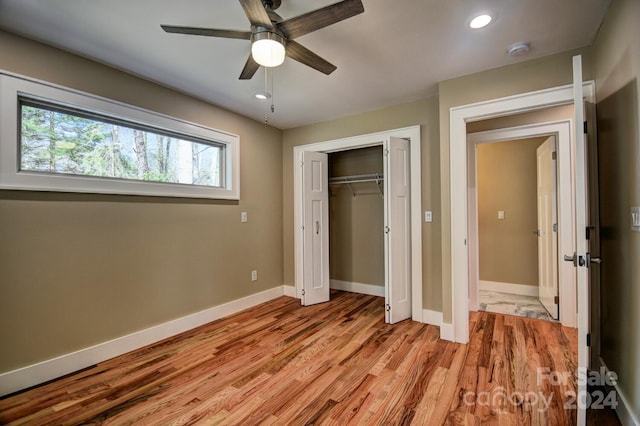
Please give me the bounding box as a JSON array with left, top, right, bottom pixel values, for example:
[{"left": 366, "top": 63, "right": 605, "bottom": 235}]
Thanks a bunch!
[{"left": 251, "top": 31, "right": 285, "bottom": 67}]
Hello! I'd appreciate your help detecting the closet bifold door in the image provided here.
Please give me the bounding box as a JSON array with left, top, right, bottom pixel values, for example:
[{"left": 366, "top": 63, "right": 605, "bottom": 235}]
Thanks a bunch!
[
  {"left": 384, "top": 137, "right": 411, "bottom": 323},
  {"left": 301, "top": 151, "right": 330, "bottom": 306}
]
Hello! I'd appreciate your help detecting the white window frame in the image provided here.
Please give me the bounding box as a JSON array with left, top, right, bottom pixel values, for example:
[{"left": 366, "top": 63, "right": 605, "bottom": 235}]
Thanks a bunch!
[{"left": 0, "top": 71, "right": 240, "bottom": 200}]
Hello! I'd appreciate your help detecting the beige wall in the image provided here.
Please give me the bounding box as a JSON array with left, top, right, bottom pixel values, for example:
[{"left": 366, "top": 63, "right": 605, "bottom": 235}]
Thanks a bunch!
[
  {"left": 593, "top": 0, "right": 640, "bottom": 417},
  {"left": 329, "top": 147, "right": 384, "bottom": 286},
  {"left": 477, "top": 138, "right": 546, "bottom": 286},
  {"left": 282, "top": 97, "right": 442, "bottom": 311},
  {"left": 467, "top": 104, "right": 574, "bottom": 133},
  {"left": 438, "top": 47, "right": 594, "bottom": 323},
  {"left": 0, "top": 31, "right": 284, "bottom": 372}
]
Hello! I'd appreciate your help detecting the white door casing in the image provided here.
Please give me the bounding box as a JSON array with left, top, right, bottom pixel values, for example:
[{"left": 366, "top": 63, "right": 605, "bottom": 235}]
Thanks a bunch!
[
  {"left": 385, "top": 137, "right": 412, "bottom": 323},
  {"left": 301, "top": 151, "right": 330, "bottom": 306},
  {"left": 537, "top": 137, "right": 560, "bottom": 319},
  {"left": 450, "top": 79, "right": 595, "bottom": 344}
]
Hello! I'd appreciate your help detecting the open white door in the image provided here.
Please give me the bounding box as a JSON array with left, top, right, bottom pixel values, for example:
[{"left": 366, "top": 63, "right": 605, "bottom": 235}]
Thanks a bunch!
[
  {"left": 568, "top": 55, "right": 590, "bottom": 425},
  {"left": 384, "top": 137, "right": 411, "bottom": 323},
  {"left": 536, "top": 137, "right": 560, "bottom": 319},
  {"left": 301, "top": 151, "right": 330, "bottom": 306}
]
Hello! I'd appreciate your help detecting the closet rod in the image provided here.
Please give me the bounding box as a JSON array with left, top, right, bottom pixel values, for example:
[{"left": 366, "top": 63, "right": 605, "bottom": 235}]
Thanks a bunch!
[{"left": 328, "top": 173, "right": 383, "bottom": 185}]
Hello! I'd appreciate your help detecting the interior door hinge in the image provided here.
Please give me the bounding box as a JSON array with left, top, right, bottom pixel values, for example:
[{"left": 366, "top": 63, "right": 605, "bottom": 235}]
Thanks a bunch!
[
  {"left": 384, "top": 226, "right": 390, "bottom": 234},
  {"left": 554, "top": 295, "right": 559, "bottom": 304},
  {"left": 586, "top": 226, "right": 592, "bottom": 240},
  {"left": 384, "top": 149, "right": 389, "bottom": 156},
  {"left": 584, "top": 121, "right": 588, "bottom": 134},
  {"left": 552, "top": 151, "right": 557, "bottom": 160},
  {"left": 301, "top": 289, "right": 305, "bottom": 296},
  {"left": 385, "top": 304, "right": 391, "bottom": 312},
  {"left": 553, "top": 223, "right": 558, "bottom": 233},
  {"left": 586, "top": 333, "right": 591, "bottom": 347}
]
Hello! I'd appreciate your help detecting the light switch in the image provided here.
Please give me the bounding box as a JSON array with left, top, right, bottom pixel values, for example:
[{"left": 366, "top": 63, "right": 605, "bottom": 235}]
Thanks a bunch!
[
  {"left": 251, "top": 270, "right": 258, "bottom": 281},
  {"left": 241, "top": 211, "right": 248, "bottom": 223},
  {"left": 498, "top": 211, "right": 505, "bottom": 220},
  {"left": 632, "top": 207, "right": 640, "bottom": 231},
  {"left": 425, "top": 211, "right": 433, "bottom": 222}
]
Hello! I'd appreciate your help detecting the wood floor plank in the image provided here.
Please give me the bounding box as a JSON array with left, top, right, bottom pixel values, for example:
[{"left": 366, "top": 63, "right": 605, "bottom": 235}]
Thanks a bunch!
[{"left": 1, "top": 292, "right": 583, "bottom": 425}]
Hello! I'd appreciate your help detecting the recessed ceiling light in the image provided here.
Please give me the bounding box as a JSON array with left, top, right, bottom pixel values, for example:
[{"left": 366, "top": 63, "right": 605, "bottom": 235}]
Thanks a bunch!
[
  {"left": 469, "top": 14, "right": 492, "bottom": 29},
  {"left": 255, "top": 91, "right": 272, "bottom": 100}
]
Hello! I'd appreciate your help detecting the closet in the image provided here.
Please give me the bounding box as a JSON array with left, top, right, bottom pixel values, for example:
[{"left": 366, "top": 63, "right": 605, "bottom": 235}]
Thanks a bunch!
[{"left": 328, "top": 146, "right": 384, "bottom": 296}]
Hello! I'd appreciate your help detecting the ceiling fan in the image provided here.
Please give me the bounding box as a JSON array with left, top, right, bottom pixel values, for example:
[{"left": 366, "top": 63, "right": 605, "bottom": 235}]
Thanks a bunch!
[{"left": 161, "top": 0, "right": 365, "bottom": 80}]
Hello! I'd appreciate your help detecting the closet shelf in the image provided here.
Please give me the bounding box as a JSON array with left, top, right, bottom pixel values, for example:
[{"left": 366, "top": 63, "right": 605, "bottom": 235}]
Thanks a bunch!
[{"left": 329, "top": 173, "right": 384, "bottom": 198}]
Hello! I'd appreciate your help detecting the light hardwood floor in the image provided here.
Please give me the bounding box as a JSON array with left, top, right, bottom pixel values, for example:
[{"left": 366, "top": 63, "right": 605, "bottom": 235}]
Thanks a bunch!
[{"left": 1, "top": 290, "right": 581, "bottom": 425}]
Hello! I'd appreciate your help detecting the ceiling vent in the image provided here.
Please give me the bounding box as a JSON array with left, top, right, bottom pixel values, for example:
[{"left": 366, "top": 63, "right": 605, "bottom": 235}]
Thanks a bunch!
[{"left": 507, "top": 41, "right": 530, "bottom": 57}]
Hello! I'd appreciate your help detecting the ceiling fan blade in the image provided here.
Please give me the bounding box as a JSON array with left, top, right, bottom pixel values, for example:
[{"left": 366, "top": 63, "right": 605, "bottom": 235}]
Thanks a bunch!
[
  {"left": 161, "top": 25, "right": 251, "bottom": 40},
  {"left": 239, "top": 54, "right": 261, "bottom": 80},
  {"left": 286, "top": 41, "right": 337, "bottom": 75},
  {"left": 277, "top": 0, "right": 364, "bottom": 39},
  {"left": 239, "top": 0, "right": 273, "bottom": 28}
]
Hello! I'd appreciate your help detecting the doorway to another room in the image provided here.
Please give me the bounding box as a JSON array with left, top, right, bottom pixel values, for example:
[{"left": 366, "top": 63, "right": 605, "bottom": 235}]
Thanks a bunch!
[
  {"left": 473, "top": 136, "right": 558, "bottom": 322},
  {"left": 467, "top": 115, "right": 576, "bottom": 327}
]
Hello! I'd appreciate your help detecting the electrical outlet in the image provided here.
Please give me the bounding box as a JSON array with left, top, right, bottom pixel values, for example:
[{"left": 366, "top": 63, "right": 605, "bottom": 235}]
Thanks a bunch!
[
  {"left": 632, "top": 207, "right": 640, "bottom": 232},
  {"left": 498, "top": 210, "right": 505, "bottom": 220},
  {"left": 241, "top": 212, "right": 248, "bottom": 223},
  {"left": 251, "top": 270, "right": 257, "bottom": 281},
  {"left": 425, "top": 211, "right": 433, "bottom": 222}
]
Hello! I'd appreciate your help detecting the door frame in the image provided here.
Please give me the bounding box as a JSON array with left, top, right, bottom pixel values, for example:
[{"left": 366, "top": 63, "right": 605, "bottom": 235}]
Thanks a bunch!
[
  {"left": 293, "top": 126, "right": 422, "bottom": 321},
  {"left": 467, "top": 121, "right": 576, "bottom": 327},
  {"left": 449, "top": 81, "right": 595, "bottom": 343}
]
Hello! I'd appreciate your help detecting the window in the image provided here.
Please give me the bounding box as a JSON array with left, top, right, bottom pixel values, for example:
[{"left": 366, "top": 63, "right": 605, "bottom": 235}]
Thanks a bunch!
[
  {"left": 20, "top": 101, "right": 225, "bottom": 187},
  {"left": 0, "top": 73, "right": 240, "bottom": 199}
]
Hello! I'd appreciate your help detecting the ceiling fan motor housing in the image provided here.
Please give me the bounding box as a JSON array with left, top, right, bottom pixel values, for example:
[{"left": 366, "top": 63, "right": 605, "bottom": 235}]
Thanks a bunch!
[{"left": 251, "top": 25, "right": 286, "bottom": 45}]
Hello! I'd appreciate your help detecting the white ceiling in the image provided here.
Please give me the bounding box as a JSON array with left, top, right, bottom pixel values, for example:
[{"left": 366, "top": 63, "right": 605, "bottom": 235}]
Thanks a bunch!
[{"left": 0, "top": 0, "right": 610, "bottom": 129}]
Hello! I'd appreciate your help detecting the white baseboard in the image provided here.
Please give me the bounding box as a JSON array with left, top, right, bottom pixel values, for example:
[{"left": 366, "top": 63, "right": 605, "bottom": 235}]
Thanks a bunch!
[
  {"left": 421, "top": 309, "right": 455, "bottom": 342},
  {"left": 440, "top": 322, "right": 455, "bottom": 342},
  {"left": 283, "top": 285, "right": 297, "bottom": 298},
  {"left": 599, "top": 358, "right": 640, "bottom": 426},
  {"left": 479, "top": 280, "right": 539, "bottom": 297},
  {"left": 422, "top": 309, "right": 443, "bottom": 327},
  {"left": 0, "top": 285, "right": 288, "bottom": 397},
  {"left": 330, "top": 279, "right": 385, "bottom": 297}
]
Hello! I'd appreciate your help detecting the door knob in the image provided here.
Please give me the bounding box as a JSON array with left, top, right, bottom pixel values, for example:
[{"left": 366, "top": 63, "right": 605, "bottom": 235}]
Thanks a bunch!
[
  {"left": 587, "top": 252, "right": 602, "bottom": 265},
  {"left": 564, "top": 253, "right": 577, "bottom": 266}
]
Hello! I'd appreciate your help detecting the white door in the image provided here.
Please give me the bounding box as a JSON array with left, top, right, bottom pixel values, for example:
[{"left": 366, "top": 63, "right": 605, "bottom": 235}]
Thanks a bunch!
[
  {"left": 536, "top": 137, "right": 559, "bottom": 319},
  {"left": 570, "top": 54, "right": 590, "bottom": 425},
  {"left": 301, "top": 151, "right": 330, "bottom": 306},
  {"left": 384, "top": 137, "right": 411, "bottom": 323}
]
